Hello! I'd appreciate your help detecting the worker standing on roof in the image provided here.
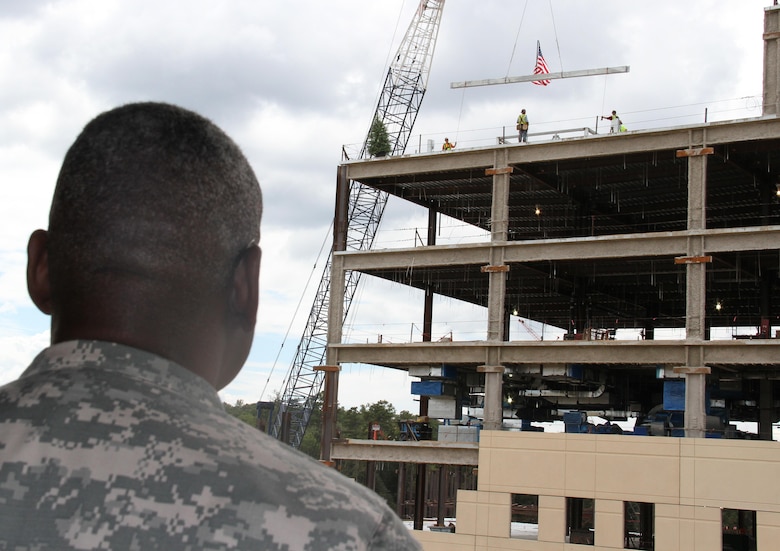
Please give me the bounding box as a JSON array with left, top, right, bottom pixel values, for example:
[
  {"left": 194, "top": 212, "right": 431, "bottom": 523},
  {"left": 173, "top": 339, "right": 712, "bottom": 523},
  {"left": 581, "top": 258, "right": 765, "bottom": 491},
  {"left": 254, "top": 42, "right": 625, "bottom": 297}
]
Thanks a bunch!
[
  {"left": 442, "top": 137, "right": 455, "bottom": 151},
  {"left": 601, "top": 110, "right": 622, "bottom": 134},
  {"left": 517, "top": 109, "right": 529, "bottom": 143}
]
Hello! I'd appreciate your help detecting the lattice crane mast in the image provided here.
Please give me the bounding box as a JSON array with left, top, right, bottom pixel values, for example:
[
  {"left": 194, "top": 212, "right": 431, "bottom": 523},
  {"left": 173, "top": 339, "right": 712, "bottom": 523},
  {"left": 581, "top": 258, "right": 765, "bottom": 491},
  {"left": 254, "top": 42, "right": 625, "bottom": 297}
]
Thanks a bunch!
[
  {"left": 269, "top": 0, "right": 446, "bottom": 448},
  {"left": 519, "top": 319, "right": 543, "bottom": 341}
]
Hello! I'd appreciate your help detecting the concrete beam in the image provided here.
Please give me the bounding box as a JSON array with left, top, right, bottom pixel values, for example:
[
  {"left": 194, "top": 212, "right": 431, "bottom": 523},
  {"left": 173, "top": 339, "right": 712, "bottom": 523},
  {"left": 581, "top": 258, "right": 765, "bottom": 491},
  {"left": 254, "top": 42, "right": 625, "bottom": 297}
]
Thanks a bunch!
[
  {"left": 343, "top": 118, "right": 780, "bottom": 181},
  {"left": 330, "top": 438, "right": 479, "bottom": 465},
  {"left": 334, "top": 227, "right": 780, "bottom": 271},
  {"left": 329, "top": 340, "right": 780, "bottom": 367}
]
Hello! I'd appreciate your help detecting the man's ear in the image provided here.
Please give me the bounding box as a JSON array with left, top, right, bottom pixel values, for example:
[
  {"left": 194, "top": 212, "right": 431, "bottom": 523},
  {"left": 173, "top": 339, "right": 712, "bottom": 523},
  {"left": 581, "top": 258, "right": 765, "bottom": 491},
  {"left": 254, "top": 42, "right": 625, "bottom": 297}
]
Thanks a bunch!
[
  {"left": 230, "top": 244, "right": 261, "bottom": 331},
  {"left": 27, "top": 229, "right": 53, "bottom": 315},
  {"left": 214, "top": 245, "right": 261, "bottom": 391}
]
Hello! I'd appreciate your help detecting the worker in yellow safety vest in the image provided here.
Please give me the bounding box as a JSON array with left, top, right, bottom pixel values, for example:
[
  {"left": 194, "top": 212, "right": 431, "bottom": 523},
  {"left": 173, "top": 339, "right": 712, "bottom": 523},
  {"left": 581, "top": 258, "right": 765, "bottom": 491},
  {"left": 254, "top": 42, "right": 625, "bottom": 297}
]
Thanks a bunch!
[
  {"left": 601, "top": 110, "right": 623, "bottom": 134},
  {"left": 517, "top": 109, "right": 529, "bottom": 143}
]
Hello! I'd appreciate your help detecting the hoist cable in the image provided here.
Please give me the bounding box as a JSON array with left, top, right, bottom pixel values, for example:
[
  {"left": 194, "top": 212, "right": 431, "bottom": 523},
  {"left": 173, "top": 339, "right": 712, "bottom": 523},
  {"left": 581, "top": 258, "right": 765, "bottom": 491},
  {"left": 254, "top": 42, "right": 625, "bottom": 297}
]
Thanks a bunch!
[{"left": 505, "top": 0, "right": 530, "bottom": 76}]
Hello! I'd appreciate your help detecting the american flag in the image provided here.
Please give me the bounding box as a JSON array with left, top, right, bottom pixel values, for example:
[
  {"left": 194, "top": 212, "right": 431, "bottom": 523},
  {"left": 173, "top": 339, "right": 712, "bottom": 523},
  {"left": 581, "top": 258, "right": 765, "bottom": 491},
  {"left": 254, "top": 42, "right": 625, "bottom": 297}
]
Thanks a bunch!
[{"left": 532, "top": 41, "right": 551, "bottom": 86}]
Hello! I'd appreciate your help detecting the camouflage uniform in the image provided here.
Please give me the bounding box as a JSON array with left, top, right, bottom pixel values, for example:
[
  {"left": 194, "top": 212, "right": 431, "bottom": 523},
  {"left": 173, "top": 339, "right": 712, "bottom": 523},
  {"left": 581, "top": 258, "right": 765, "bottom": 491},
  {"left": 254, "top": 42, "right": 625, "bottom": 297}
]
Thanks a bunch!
[{"left": 0, "top": 340, "right": 422, "bottom": 550}]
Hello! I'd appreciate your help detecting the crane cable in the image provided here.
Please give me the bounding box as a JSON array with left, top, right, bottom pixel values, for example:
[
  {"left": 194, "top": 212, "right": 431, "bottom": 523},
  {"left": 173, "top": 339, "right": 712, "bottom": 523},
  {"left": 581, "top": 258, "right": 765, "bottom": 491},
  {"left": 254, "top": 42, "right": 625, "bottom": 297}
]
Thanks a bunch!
[
  {"left": 505, "top": 0, "right": 529, "bottom": 77},
  {"left": 548, "top": 0, "right": 563, "bottom": 71},
  {"left": 258, "top": 221, "right": 334, "bottom": 401},
  {"left": 506, "top": 0, "right": 563, "bottom": 74},
  {"left": 454, "top": 87, "right": 465, "bottom": 145},
  {"left": 364, "top": 0, "right": 409, "bottom": 144},
  {"left": 260, "top": 2, "right": 410, "bottom": 401}
]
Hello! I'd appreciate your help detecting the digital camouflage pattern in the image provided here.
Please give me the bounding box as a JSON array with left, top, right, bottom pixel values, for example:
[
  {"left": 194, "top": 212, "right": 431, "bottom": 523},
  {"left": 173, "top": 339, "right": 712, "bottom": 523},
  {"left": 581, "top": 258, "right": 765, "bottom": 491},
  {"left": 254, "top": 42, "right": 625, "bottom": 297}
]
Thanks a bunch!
[{"left": 0, "top": 340, "right": 422, "bottom": 550}]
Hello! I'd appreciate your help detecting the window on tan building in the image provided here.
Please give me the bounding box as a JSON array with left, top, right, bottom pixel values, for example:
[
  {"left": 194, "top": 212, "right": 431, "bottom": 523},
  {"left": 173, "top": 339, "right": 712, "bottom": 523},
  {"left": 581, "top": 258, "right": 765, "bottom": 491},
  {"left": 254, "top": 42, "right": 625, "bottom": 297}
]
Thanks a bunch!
[
  {"left": 722, "top": 508, "right": 757, "bottom": 551},
  {"left": 624, "top": 501, "right": 654, "bottom": 550},
  {"left": 510, "top": 493, "right": 538, "bottom": 540},
  {"left": 566, "top": 497, "right": 594, "bottom": 545}
]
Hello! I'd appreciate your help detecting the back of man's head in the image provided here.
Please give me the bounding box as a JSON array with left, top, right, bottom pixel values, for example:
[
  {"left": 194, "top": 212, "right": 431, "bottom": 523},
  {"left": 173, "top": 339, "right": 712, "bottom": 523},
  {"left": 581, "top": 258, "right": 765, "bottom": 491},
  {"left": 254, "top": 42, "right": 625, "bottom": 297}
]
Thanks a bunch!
[{"left": 36, "top": 102, "right": 263, "bottom": 385}]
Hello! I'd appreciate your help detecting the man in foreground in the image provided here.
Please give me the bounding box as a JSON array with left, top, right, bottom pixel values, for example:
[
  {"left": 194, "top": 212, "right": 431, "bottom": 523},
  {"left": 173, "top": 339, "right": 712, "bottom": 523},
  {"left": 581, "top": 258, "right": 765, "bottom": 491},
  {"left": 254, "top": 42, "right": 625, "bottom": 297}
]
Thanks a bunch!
[{"left": 0, "top": 102, "right": 421, "bottom": 550}]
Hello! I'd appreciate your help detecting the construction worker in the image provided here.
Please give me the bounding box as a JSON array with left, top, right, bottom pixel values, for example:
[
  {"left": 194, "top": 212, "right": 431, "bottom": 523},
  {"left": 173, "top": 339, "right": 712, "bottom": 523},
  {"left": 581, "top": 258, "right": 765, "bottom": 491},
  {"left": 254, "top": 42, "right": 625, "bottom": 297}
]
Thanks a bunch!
[
  {"left": 517, "top": 109, "right": 529, "bottom": 143},
  {"left": 442, "top": 137, "right": 455, "bottom": 151},
  {"left": 601, "top": 110, "right": 622, "bottom": 134}
]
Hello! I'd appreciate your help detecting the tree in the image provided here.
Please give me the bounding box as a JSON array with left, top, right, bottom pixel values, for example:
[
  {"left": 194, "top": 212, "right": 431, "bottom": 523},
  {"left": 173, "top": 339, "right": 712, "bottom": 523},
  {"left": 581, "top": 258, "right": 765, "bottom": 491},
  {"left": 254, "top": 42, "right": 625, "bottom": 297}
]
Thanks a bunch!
[
  {"left": 367, "top": 117, "right": 391, "bottom": 157},
  {"left": 223, "top": 399, "right": 257, "bottom": 427},
  {"left": 333, "top": 400, "right": 405, "bottom": 506},
  {"left": 222, "top": 397, "right": 429, "bottom": 510},
  {"left": 298, "top": 400, "right": 323, "bottom": 458}
]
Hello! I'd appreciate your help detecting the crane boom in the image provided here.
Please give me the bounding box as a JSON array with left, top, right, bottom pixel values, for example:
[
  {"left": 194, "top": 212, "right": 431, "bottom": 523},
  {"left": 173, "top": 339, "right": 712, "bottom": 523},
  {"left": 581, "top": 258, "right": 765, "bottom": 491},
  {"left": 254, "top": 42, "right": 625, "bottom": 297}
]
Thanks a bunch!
[{"left": 270, "top": 0, "right": 446, "bottom": 448}]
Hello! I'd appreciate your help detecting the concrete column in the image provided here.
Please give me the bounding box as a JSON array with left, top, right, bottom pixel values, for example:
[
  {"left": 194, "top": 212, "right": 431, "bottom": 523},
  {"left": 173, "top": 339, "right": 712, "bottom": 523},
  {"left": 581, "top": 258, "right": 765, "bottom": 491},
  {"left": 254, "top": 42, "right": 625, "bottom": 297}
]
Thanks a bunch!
[
  {"left": 481, "top": 152, "right": 512, "bottom": 431},
  {"left": 763, "top": 5, "right": 780, "bottom": 116},
  {"left": 423, "top": 205, "right": 437, "bottom": 342},
  {"left": 675, "top": 256, "right": 710, "bottom": 438},
  {"left": 412, "top": 205, "right": 437, "bottom": 530},
  {"left": 317, "top": 364, "right": 340, "bottom": 464},
  {"left": 320, "top": 167, "right": 350, "bottom": 461},
  {"left": 679, "top": 350, "right": 708, "bottom": 439},
  {"left": 759, "top": 378, "right": 773, "bottom": 441},
  {"left": 485, "top": 252, "right": 508, "bottom": 342},
  {"left": 396, "top": 464, "right": 406, "bottom": 516},
  {"left": 436, "top": 465, "right": 447, "bottom": 527},
  {"left": 479, "top": 364, "right": 505, "bottom": 430},
  {"left": 414, "top": 465, "right": 426, "bottom": 530},
  {"left": 681, "top": 146, "right": 711, "bottom": 438},
  {"left": 485, "top": 161, "right": 510, "bottom": 342}
]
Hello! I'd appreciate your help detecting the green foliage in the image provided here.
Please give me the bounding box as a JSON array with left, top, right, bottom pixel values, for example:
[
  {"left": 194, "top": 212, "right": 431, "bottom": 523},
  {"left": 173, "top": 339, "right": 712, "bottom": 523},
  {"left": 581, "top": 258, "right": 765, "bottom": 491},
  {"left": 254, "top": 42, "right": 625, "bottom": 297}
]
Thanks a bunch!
[
  {"left": 367, "top": 117, "right": 391, "bottom": 157},
  {"left": 254, "top": 397, "right": 422, "bottom": 507},
  {"left": 223, "top": 399, "right": 257, "bottom": 427},
  {"left": 340, "top": 400, "right": 401, "bottom": 439},
  {"left": 298, "top": 401, "right": 323, "bottom": 459},
  {"left": 221, "top": 397, "right": 469, "bottom": 519},
  {"left": 222, "top": 397, "right": 437, "bottom": 510},
  {"left": 336, "top": 400, "right": 404, "bottom": 506}
]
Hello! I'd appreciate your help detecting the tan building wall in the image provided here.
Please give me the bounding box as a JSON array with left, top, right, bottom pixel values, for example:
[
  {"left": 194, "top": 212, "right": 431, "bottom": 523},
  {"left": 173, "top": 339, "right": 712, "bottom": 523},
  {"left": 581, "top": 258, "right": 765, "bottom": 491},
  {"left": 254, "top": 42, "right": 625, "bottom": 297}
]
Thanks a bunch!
[{"left": 413, "top": 431, "right": 780, "bottom": 551}]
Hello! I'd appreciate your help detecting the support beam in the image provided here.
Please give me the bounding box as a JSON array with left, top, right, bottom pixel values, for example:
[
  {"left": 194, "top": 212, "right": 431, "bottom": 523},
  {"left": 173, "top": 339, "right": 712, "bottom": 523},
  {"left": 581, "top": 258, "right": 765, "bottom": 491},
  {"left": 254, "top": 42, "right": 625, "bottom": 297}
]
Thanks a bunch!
[
  {"left": 759, "top": 378, "right": 774, "bottom": 441},
  {"left": 331, "top": 439, "right": 479, "bottom": 465},
  {"left": 451, "top": 66, "right": 629, "bottom": 89},
  {"left": 336, "top": 226, "right": 780, "bottom": 271},
  {"left": 317, "top": 365, "right": 341, "bottom": 464},
  {"left": 482, "top": 153, "right": 511, "bottom": 431},
  {"left": 331, "top": 340, "right": 780, "bottom": 367},
  {"left": 684, "top": 149, "right": 708, "bottom": 438},
  {"left": 763, "top": 5, "right": 780, "bottom": 116}
]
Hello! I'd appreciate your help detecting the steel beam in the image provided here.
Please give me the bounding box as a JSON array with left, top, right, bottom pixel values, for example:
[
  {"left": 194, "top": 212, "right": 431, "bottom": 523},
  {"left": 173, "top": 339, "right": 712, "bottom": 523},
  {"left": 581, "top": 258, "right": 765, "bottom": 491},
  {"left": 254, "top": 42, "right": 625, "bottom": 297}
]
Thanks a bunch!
[{"left": 450, "top": 66, "right": 630, "bottom": 89}]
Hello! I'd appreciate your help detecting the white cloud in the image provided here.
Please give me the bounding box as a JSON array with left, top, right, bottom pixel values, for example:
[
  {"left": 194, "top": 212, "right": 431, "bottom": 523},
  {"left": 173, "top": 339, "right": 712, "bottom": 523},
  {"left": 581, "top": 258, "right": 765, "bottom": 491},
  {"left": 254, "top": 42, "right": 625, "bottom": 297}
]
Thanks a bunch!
[
  {"left": 0, "top": 332, "right": 49, "bottom": 385},
  {"left": 0, "top": 0, "right": 772, "bottom": 411}
]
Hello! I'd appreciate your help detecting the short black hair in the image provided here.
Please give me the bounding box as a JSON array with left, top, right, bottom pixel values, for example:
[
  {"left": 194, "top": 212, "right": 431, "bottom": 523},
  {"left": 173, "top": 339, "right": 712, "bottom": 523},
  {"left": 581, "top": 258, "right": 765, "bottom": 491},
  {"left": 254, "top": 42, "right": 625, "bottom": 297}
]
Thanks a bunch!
[{"left": 48, "top": 102, "right": 262, "bottom": 302}]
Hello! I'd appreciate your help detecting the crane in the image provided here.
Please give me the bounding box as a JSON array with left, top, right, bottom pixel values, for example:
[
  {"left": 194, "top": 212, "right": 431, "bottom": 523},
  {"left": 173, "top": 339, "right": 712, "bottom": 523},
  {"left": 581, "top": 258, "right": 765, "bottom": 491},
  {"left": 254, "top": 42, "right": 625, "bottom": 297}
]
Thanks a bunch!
[
  {"left": 269, "top": 0, "right": 446, "bottom": 448},
  {"left": 519, "top": 319, "right": 543, "bottom": 341}
]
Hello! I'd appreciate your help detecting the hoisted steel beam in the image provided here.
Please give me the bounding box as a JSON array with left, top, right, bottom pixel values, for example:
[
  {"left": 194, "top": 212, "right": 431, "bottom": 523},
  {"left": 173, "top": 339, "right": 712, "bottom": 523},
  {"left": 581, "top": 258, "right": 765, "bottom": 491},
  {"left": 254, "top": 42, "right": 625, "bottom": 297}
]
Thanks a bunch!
[{"left": 450, "top": 65, "right": 630, "bottom": 89}]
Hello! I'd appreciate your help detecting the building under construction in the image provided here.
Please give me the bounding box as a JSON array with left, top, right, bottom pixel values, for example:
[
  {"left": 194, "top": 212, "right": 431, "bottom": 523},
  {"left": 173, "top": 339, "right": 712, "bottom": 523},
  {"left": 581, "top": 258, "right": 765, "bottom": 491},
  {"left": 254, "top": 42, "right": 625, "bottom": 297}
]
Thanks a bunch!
[{"left": 317, "top": 5, "right": 780, "bottom": 550}]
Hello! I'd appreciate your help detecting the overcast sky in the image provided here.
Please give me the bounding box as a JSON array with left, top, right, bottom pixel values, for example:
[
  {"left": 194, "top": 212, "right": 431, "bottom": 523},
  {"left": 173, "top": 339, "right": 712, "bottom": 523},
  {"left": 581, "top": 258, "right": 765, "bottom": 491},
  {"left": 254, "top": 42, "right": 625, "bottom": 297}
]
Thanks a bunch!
[{"left": 0, "top": 1, "right": 770, "bottom": 414}]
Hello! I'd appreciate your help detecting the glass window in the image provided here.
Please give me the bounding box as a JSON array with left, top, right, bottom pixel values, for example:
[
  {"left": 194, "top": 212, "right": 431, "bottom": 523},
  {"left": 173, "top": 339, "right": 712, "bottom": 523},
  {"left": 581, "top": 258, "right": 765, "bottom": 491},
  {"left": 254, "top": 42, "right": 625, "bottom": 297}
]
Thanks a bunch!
[
  {"left": 722, "top": 508, "right": 757, "bottom": 551},
  {"left": 624, "top": 501, "right": 654, "bottom": 550},
  {"left": 566, "top": 497, "right": 595, "bottom": 545},
  {"left": 510, "top": 493, "right": 538, "bottom": 540}
]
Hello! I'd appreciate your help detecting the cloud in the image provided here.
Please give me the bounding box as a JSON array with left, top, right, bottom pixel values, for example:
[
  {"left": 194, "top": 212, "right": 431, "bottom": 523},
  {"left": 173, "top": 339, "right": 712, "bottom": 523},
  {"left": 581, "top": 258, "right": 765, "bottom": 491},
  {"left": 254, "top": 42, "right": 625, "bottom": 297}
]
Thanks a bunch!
[
  {"left": 0, "top": 0, "right": 772, "bottom": 411},
  {"left": 0, "top": 332, "right": 49, "bottom": 385}
]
